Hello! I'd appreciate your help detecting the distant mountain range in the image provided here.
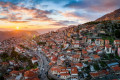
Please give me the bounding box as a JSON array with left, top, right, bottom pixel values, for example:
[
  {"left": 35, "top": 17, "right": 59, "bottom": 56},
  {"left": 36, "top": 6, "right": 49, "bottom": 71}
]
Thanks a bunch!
[
  {"left": 36, "top": 28, "right": 57, "bottom": 34},
  {"left": 96, "top": 8, "right": 120, "bottom": 21},
  {"left": 0, "top": 30, "right": 39, "bottom": 41}
]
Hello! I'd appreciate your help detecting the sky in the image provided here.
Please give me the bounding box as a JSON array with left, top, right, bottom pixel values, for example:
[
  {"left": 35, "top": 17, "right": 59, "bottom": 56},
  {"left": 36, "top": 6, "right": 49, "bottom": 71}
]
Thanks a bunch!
[{"left": 0, "top": 0, "right": 120, "bottom": 31}]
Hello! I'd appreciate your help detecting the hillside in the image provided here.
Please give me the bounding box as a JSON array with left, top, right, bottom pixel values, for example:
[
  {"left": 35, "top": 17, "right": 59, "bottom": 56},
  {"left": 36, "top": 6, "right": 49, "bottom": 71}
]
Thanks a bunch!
[{"left": 96, "top": 8, "right": 120, "bottom": 21}]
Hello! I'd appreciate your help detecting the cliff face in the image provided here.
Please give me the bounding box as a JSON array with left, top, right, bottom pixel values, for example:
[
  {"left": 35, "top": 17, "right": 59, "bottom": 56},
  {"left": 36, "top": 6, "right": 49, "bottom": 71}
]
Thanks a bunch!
[{"left": 96, "top": 8, "right": 120, "bottom": 21}]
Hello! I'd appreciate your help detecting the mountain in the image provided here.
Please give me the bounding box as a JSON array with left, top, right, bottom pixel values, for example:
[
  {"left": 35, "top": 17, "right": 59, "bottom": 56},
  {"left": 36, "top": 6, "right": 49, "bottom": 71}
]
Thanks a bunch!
[
  {"left": 96, "top": 8, "right": 120, "bottom": 21},
  {"left": 57, "top": 25, "right": 76, "bottom": 31},
  {"left": 0, "top": 30, "right": 39, "bottom": 41},
  {"left": 36, "top": 28, "right": 57, "bottom": 34},
  {"left": 57, "top": 27, "right": 67, "bottom": 31}
]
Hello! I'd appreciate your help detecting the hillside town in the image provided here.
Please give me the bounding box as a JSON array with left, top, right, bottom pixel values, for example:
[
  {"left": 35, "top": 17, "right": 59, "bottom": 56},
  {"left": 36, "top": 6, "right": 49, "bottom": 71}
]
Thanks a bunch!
[{"left": 0, "top": 20, "right": 120, "bottom": 80}]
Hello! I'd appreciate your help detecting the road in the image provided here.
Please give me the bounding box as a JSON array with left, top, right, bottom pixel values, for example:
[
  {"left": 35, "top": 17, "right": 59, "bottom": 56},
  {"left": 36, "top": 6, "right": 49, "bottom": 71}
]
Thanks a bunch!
[{"left": 35, "top": 47, "right": 49, "bottom": 80}]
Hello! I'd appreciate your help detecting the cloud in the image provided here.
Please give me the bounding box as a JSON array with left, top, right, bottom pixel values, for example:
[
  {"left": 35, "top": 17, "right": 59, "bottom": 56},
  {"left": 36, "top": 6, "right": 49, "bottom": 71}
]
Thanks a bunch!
[
  {"left": 51, "top": 20, "right": 78, "bottom": 26},
  {"left": 62, "top": 11, "right": 89, "bottom": 20},
  {"left": 65, "top": 0, "right": 120, "bottom": 12},
  {"left": 9, "top": 21, "right": 29, "bottom": 23},
  {"left": 0, "top": 2, "right": 54, "bottom": 23}
]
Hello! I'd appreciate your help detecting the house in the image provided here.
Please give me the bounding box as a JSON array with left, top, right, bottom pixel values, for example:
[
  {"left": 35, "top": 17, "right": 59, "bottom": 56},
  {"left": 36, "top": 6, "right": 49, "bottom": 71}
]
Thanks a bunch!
[
  {"left": 50, "top": 66, "right": 61, "bottom": 75},
  {"left": 31, "top": 57, "right": 38, "bottom": 64},
  {"left": 49, "top": 62, "right": 55, "bottom": 66},
  {"left": 51, "top": 56, "right": 58, "bottom": 63},
  {"left": 31, "top": 77, "right": 40, "bottom": 80},
  {"left": 9, "top": 60, "right": 16, "bottom": 66},
  {"left": 105, "top": 45, "right": 112, "bottom": 54},
  {"left": 95, "top": 39, "right": 100, "bottom": 45},
  {"left": 30, "top": 68, "right": 39, "bottom": 74},
  {"left": 99, "top": 39, "right": 104, "bottom": 46},
  {"left": 6, "top": 70, "right": 23, "bottom": 80},
  {"left": 83, "top": 56, "right": 91, "bottom": 62},
  {"left": 87, "top": 39, "right": 92, "bottom": 44},
  {"left": 24, "top": 71, "right": 37, "bottom": 79},
  {"left": 107, "top": 62, "right": 119, "bottom": 67},
  {"left": 95, "top": 39, "right": 104, "bottom": 46},
  {"left": 75, "top": 63, "right": 83, "bottom": 71},
  {"left": 90, "top": 70, "right": 109, "bottom": 79},
  {"left": 60, "top": 70, "right": 69, "bottom": 74},
  {"left": 111, "top": 66, "right": 120, "bottom": 73},
  {"left": 67, "top": 49, "right": 72, "bottom": 53},
  {"left": 82, "top": 49, "right": 88, "bottom": 56},
  {"left": 73, "top": 43, "right": 80, "bottom": 48},
  {"left": 114, "top": 40, "right": 120, "bottom": 48},
  {"left": 71, "top": 67, "right": 78, "bottom": 80},
  {"left": 72, "top": 54, "right": 80, "bottom": 62},
  {"left": 90, "top": 65, "right": 95, "bottom": 72},
  {"left": 105, "top": 40, "right": 109, "bottom": 45},
  {"left": 96, "top": 50, "right": 103, "bottom": 54},
  {"left": 92, "top": 55, "right": 100, "bottom": 60},
  {"left": 86, "top": 47, "right": 93, "bottom": 53},
  {"left": 82, "top": 36, "right": 87, "bottom": 43},
  {"left": 60, "top": 73, "right": 70, "bottom": 80},
  {"left": 118, "top": 47, "right": 120, "bottom": 57},
  {"left": 2, "top": 62, "right": 9, "bottom": 67},
  {"left": 114, "top": 40, "right": 120, "bottom": 45},
  {"left": 10, "top": 70, "right": 20, "bottom": 77}
]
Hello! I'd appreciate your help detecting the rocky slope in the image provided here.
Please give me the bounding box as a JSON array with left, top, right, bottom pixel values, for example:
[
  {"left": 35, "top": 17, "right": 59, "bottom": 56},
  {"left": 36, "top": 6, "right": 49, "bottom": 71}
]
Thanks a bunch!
[{"left": 96, "top": 8, "right": 120, "bottom": 21}]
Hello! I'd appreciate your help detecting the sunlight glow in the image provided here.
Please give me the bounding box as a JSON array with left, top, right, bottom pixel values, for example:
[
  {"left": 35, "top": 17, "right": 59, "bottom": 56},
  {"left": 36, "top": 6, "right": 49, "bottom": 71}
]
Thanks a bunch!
[{"left": 16, "top": 26, "right": 20, "bottom": 30}]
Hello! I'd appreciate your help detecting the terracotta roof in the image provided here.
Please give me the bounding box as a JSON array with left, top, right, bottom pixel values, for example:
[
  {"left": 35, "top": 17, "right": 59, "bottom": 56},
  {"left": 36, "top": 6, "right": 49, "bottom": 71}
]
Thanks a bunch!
[
  {"left": 71, "top": 67, "right": 78, "bottom": 74},
  {"left": 82, "top": 49, "right": 87, "bottom": 54},
  {"left": 90, "top": 70, "right": 109, "bottom": 78},
  {"left": 60, "top": 70, "right": 69, "bottom": 73},
  {"left": 112, "top": 66, "right": 120, "bottom": 71},
  {"left": 10, "top": 70, "right": 19, "bottom": 75},
  {"left": 24, "top": 71, "right": 36, "bottom": 77},
  {"left": 93, "top": 55, "right": 100, "bottom": 59},
  {"left": 105, "top": 45, "right": 111, "bottom": 48},
  {"left": 51, "top": 56, "right": 58, "bottom": 61},
  {"left": 96, "top": 50, "right": 101, "bottom": 53},
  {"left": 32, "top": 57, "right": 38, "bottom": 60},
  {"left": 75, "top": 63, "right": 83, "bottom": 67},
  {"left": 90, "top": 72, "right": 99, "bottom": 77},
  {"left": 72, "top": 54, "right": 80, "bottom": 58},
  {"left": 9, "top": 60, "right": 15, "bottom": 62},
  {"left": 60, "top": 73, "right": 70, "bottom": 76},
  {"left": 32, "top": 77, "right": 40, "bottom": 80},
  {"left": 114, "top": 40, "right": 120, "bottom": 42},
  {"left": 49, "top": 62, "right": 54, "bottom": 66},
  {"left": 2, "top": 62, "right": 9, "bottom": 65},
  {"left": 59, "top": 66, "right": 67, "bottom": 70},
  {"left": 30, "top": 68, "right": 39, "bottom": 72}
]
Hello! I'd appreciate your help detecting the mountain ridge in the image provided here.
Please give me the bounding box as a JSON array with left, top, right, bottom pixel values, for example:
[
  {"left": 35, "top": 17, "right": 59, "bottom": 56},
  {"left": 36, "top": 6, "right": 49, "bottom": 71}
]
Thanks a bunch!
[{"left": 96, "top": 8, "right": 120, "bottom": 21}]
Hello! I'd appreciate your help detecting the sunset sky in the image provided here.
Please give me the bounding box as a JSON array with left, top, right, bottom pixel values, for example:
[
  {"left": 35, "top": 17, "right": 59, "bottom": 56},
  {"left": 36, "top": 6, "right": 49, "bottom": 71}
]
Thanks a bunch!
[{"left": 0, "top": 0, "right": 120, "bottom": 31}]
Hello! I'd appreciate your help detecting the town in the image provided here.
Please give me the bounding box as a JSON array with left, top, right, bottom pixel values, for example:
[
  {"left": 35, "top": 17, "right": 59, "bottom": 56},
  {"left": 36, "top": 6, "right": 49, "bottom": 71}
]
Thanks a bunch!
[{"left": 0, "top": 20, "right": 120, "bottom": 80}]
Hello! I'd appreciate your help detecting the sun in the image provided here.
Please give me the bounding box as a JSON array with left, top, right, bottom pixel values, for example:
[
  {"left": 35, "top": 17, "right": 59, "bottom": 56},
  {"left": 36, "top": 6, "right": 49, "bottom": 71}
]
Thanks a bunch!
[{"left": 16, "top": 26, "right": 20, "bottom": 30}]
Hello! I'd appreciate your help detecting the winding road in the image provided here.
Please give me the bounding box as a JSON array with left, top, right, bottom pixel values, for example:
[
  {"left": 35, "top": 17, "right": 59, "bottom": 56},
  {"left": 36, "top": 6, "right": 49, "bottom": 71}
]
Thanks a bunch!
[{"left": 35, "top": 47, "right": 49, "bottom": 80}]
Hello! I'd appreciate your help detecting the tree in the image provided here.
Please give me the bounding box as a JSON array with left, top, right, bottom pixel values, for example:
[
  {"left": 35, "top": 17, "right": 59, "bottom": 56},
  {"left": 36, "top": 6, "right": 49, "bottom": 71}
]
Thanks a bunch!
[
  {"left": 93, "top": 63, "right": 100, "bottom": 71},
  {"left": 115, "top": 30, "right": 120, "bottom": 38}
]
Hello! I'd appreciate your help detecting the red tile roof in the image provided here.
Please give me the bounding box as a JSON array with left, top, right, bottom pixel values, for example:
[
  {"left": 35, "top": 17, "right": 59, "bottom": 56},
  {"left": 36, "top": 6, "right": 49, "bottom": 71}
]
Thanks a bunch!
[
  {"left": 75, "top": 63, "right": 83, "bottom": 67},
  {"left": 24, "top": 71, "right": 36, "bottom": 77},
  {"left": 32, "top": 57, "right": 38, "bottom": 60},
  {"left": 10, "top": 70, "right": 19, "bottom": 75},
  {"left": 112, "top": 66, "right": 120, "bottom": 72},
  {"left": 71, "top": 67, "right": 78, "bottom": 74},
  {"left": 32, "top": 77, "right": 40, "bottom": 80},
  {"left": 60, "top": 73, "right": 70, "bottom": 76}
]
